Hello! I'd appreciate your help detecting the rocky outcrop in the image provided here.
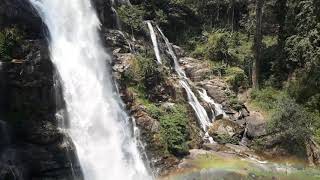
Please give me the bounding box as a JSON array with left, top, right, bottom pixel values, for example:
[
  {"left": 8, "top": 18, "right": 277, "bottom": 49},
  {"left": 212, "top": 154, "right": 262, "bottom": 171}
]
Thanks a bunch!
[
  {"left": 0, "top": 39, "right": 83, "bottom": 180},
  {"left": 0, "top": 2, "right": 83, "bottom": 178},
  {"left": 208, "top": 119, "right": 244, "bottom": 144},
  {"left": 245, "top": 111, "right": 267, "bottom": 138},
  {"left": 0, "top": 0, "right": 43, "bottom": 37}
]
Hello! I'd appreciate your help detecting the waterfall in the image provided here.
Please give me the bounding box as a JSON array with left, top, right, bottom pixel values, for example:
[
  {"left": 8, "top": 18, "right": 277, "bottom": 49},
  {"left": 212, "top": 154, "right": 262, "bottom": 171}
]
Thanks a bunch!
[
  {"left": 180, "top": 81, "right": 211, "bottom": 131},
  {"left": 198, "top": 88, "right": 227, "bottom": 120},
  {"left": 155, "top": 25, "right": 211, "bottom": 131},
  {"left": 29, "top": 0, "right": 151, "bottom": 180},
  {"left": 146, "top": 21, "right": 162, "bottom": 64},
  {"left": 111, "top": 7, "right": 122, "bottom": 30}
]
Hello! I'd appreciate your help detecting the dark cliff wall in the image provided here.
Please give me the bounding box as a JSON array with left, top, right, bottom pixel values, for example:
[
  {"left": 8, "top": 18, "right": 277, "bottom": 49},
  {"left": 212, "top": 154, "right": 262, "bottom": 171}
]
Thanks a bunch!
[{"left": 0, "top": 1, "right": 83, "bottom": 179}]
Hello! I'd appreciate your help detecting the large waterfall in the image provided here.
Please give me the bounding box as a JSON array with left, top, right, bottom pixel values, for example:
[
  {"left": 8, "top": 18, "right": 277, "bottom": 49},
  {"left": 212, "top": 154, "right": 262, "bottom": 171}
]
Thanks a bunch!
[{"left": 29, "top": 0, "right": 151, "bottom": 179}]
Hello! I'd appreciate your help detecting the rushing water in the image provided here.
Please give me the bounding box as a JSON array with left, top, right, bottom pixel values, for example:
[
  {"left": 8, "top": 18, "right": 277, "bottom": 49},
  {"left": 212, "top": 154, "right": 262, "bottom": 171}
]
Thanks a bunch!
[
  {"left": 146, "top": 21, "right": 162, "bottom": 64},
  {"left": 198, "top": 88, "right": 227, "bottom": 119},
  {"left": 155, "top": 25, "right": 211, "bottom": 131},
  {"left": 29, "top": 0, "right": 151, "bottom": 179}
]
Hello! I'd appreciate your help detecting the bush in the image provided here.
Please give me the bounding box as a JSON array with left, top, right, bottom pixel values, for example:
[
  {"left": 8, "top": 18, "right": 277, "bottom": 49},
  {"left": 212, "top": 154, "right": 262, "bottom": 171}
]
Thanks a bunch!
[
  {"left": 251, "top": 87, "right": 284, "bottom": 111},
  {"left": 225, "top": 67, "right": 249, "bottom": 92},
  {"left": 267, "top": 97, "right": 318, "bottom": 155},
  {"left": 159, "top": 104, "right": 189, "bottom": 156},
  {"left": 131, "top": 88, "right": 189, "bottom": 157},
  {"left": 118, "top": 5, "right": 146, "bottom": 34},
  {"left": 191, "top": 30, "right": 253, "bottom": 67},
  {"left": 122, "top": 55, "right": 160, "bottom": 85},
  {"left": 0, "top": 27, "right": 23, "bottom": 61},
  {"left": 214, "top": 134, "right": 240, "bottom": 145}
]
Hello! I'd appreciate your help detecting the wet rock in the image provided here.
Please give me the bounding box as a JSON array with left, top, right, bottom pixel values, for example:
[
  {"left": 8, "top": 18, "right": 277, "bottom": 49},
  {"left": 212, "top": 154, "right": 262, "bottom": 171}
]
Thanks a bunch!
[
  {"left": 204, "top": 84, "right": 228, "bottom": 104},
  {"left": 104, "top": 29, "right": 132, "bottom": 53},
  {"left": 0, "top": 38, "right": 82, "bottom": 179},
  {"left": 203, "top": 143, "right": 226, "bottom": 152},
  {"left": 92, "top": 0, "right": 116, "bottom": 29},
  {"left": 0, "top": 0, "right": 42, "bottom": 36},
  {"left": 173, "top": 45, "right": 185, "bottom": 57}
]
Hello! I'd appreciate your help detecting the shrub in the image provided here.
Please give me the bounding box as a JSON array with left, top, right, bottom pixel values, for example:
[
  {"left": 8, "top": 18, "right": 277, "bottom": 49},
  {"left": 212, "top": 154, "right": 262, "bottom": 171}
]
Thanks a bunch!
[
  {"left": 118, "top": 5, "right": 146, "bottom": 34},
  {"left": 131, "top": 88, "right": 189, "bottom": 157},
  {"left": 122, "top": 55, "right": 160, "bottom": 85},
  {"left": 214, "top": 134, "right": 240, "bottom": 145},
  {"left": 159, "top": 104, "right": 189, "bottom": 156},
  {"left": 229, "top": 98, "right": 243, "bottom": 111},
  {"left": 225, "top": 67, "right": 249, "bottom": 92},
  {"left": 191, "top": 30, "right": 253, "bottom": 67},
  {"left": 0, "top": 27, "right": 23, "bottom": 61},
  {"left": 267, "top": 97, "right": 317, "bottom": 156},
  {"left": 251, "top": 87, "right": 284, "bottom": 111}
]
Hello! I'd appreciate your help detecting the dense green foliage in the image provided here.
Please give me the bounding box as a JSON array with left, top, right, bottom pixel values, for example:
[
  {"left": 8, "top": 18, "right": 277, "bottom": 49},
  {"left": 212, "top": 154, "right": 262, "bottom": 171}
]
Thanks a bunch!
[
  {"left": 251, "top": 88, "right": 320, "bottom": 154},
  {"left": 0, "top": 27, "right": 22, "bottom": 61},
  {"left": 117, "top": 5, "right": 145, "bottom": 34},
  {"left": 134, "top": 91, "right": 190, "bottom": 156},
  {"left": 267, "top": 97, "right": 318, "bottom": 155},
  {"left": 158, "top": 105, "right": 189, "bottom": 156}
]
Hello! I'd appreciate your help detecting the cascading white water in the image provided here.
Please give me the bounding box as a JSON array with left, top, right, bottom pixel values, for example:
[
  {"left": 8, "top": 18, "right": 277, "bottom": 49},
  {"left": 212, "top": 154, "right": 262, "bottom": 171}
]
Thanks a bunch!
[
  {"left": 156, "top": 25, "right": 185, "bottom": 78},
  {"left": 146, "top": 21, "right": 162, "bottom": 64},
  {"left": 179, "top": 81, "right": 211, "bottom": 131},
  {"left": 155, "top": 25, "right": 211, "bottom": 131},
  {"left": 198, "top": 88, "right": 227, "bottom": 119},
  {"left": 29, "top": 1, "right": 151, "bottom": 180}
]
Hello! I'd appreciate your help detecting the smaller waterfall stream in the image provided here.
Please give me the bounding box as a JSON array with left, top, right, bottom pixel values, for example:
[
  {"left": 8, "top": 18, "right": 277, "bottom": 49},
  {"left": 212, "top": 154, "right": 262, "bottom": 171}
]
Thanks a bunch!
[
  {"left": 146, "top": 21, "right": 162, "bottom": 64},
  {"left": 155, "top": 25, "right": 211, "bottom": 131},
  {"left": 179, "top": 81, "right": 211, "bottom": 131},
  {"left": 198, "top": 88, "right": 227, "bottom": 119}
]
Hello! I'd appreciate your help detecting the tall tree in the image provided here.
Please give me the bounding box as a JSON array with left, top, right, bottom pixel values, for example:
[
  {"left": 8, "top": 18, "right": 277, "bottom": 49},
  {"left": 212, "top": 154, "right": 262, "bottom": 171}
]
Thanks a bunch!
[{"left": 252, "top": 0, "right": 264, "bottom": 89}]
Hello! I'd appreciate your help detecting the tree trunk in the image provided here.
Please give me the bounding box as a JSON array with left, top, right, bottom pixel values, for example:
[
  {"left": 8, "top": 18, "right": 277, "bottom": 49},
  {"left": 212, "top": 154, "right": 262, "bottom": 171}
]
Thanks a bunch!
[
  {"left": 252, "top": 0, "right": 264, "bottom": 89},
  {"left": 231, "top": 0, "right": 235, "bottom": 32}
]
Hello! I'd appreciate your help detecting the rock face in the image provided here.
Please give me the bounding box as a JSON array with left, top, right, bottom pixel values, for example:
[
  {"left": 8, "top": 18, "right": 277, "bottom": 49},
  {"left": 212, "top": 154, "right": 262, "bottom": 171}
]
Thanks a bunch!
[
  {"left": 0, "top": 0, "right": 43, "bottom": 37},
  {"left": 0, "top": 40, "right": 83, "bottom": 180},
  {"left": 0, "top": 2, "right": 83, "bottom": 179}
]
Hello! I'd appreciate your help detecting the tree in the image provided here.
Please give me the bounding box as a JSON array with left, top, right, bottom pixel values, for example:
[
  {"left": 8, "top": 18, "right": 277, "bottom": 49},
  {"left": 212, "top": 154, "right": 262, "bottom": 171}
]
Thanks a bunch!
[{"left": 252, "top": 0, "right": 264, "bottom": 89}]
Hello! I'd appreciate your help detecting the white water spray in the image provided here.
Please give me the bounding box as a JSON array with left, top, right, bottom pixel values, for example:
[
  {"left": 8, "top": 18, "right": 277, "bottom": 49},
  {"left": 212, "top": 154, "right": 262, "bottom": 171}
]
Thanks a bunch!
[
  {"left": 198, "top": 88, "right": 227, "bottom": 119},
  {"left": 155, "top": 25, "right": 211, "bottom": 131},
  {"left": 180, "top": 81, "right": 211, "bottom": 131},
  {"left": 29, "top": 0, "right": 151, "bottom": 179},
  {"left": 146, "top": 21, "right": 162, "bottom": 64}
]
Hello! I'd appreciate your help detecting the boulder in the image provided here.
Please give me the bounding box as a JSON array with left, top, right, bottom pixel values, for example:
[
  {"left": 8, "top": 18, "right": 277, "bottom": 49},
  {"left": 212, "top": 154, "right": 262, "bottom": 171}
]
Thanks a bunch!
[
  {"left": 104, "top": 29, "right": 132, "bottom": 53},
  {"left": 204, "top": 84, "right": 227, "bottom": 104},
  {"left": 245, "top": 112, "right": 267, "bottom": 138},
  {"left": 208, "top": 119, "right": 244, "bottom": 138},
  {"left": 181, "top": 57, "right": 212, "bottom": 82}
]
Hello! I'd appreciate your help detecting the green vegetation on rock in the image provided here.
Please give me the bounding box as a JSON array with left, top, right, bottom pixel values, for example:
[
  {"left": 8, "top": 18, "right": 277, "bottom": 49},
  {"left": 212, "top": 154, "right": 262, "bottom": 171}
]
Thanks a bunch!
[{"left": 0, "top": 27, "right": 23, "bottom": 61}]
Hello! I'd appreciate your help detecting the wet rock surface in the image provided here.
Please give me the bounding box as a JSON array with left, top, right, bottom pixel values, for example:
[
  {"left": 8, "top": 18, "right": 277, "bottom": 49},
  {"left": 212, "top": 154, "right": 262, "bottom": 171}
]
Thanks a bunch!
[
  {"left": 0, "top": 40, "right": 83, "bottom": 179},
  {"left": 0, "top": 2, "right": 83, "bottom": 178}
]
